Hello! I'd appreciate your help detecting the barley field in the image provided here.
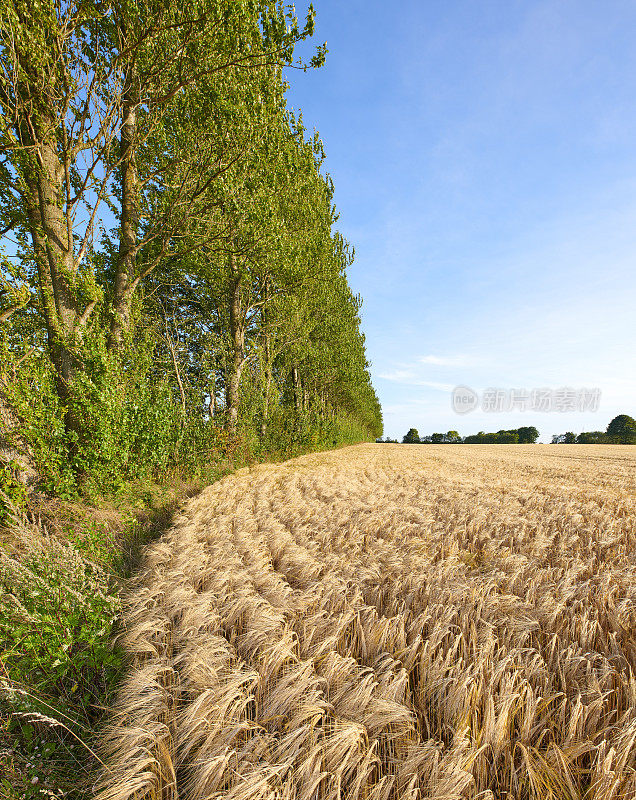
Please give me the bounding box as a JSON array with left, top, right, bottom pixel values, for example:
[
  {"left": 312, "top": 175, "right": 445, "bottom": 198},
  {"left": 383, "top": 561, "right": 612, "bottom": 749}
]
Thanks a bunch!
[{"left": 96, "top": 444, "right": 636, "bottom": 800}]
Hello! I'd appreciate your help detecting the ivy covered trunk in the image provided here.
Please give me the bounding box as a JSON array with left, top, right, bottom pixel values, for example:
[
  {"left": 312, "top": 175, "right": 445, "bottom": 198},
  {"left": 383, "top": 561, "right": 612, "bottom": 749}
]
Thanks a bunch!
[{"left": 21, "top": 130, "right": 89, "bottom": 449}]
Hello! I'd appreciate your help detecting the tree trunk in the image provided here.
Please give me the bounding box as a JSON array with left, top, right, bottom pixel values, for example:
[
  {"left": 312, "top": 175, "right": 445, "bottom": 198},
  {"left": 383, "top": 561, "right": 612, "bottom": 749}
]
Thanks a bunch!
[
  {"left": 260, "top": 362, "right": 272, "bottom": 439},
  {"left": 225, "top": 257, "right": 245, "bottom": 435},
  {"left": 165, "top": 331, "right": 186, "bottom": 418},
  {"left": 260, "top": 284, "right": 272, "bottom": 438},
  {"left": 291, "top": 366, "right": 301, "bottom": 412},
  {"left": 108, "top": 78, "right": 139, "bottom": 351},
  {"left": 208, "top": 374, "right": 216, "bottom": 419},
  {"left": 6, "top": 21, "right": 97, "bottom": 468},
  {"left": 22, "top": 134, "right": 85, "bottom": 447}
]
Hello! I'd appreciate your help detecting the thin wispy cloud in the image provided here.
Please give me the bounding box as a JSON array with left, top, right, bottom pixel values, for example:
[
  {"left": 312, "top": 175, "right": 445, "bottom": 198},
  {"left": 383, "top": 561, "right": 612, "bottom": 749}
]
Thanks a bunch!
[
  {"left": 419, "top": 354, "right": 476, "bottom": 367},
  {"left": 378, "top": 370, "right": 454, "bottom": 393},
  {"left": 377, "top": 369, "right": 416, "bottom": 382},
  {"left": 417, "top": 380, "right": 455, "bottom": 392}
]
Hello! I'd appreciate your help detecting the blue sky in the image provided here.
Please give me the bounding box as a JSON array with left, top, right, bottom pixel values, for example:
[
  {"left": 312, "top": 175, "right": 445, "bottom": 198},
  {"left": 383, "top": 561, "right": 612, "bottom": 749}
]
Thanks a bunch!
[{"left": 286, "top": 0, "right": 636, "bottom": 441}]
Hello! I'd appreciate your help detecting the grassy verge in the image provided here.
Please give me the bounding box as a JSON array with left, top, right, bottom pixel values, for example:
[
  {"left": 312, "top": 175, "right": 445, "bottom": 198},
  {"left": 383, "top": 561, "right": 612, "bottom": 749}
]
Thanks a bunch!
[{"left": 0, "top": 469, "right": 224, "bottom": 799}]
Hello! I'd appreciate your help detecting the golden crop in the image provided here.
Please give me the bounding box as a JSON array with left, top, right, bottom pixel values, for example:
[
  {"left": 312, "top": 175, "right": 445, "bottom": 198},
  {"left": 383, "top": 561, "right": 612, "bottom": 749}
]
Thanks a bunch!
[{"left": 96, "top": 444, "right": 636, "bottom": 800}]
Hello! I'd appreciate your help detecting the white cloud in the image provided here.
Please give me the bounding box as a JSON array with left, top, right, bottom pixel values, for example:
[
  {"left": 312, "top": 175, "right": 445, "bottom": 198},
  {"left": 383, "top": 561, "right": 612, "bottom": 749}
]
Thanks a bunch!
[
  {"left": 416, "top": 380, "right": 454, "bottom": 392},
  {"left": 418, "top": 354, "right": 476, "bottom": 367},
  {"left": 377, "top": 370, "right": 454, "bottom": 392},
  {"left": 378, "top": 369, "right": 416, "bottom": 382}
]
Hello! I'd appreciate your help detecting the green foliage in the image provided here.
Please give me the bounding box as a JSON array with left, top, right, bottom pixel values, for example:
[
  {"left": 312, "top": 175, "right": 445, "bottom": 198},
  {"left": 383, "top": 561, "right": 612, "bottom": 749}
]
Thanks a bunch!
[
  {"left": 576, "top": 430, "right": 609, "bottom": 444},
  {"left": 0, "top": 462, "right": 29, "bottom": 523},
  {"left": 517, "top": 426, "right": 540, "bottom": 443},
  {"left": 0, "top": 502, "right": 122, "bottom": 797},
  {"left": 402, "top": 428, "right": 420, "bottom": 444},
  {"left": 606, "top": 414, "right": 636, "bottom": 444},
  {"left": 0, "top": 522, "right": 120, "bottom": 724},
  {"left": 67, "top": 333, "right": 183, "bottom": 488},
  {"left": 2, "top": 350, "right": 76, "bottom": 499},
  {"left": 552, "top": 417, "right": 636, "bottom": 444},
  {"left": 403, "top": 427, "right": 540, "bottom": 445},
  {"left": 1, "top": 0, "right": 379, "bottom": 500},
  {"left": 463, "top": 431, "right": 515, "bottom": 443}
]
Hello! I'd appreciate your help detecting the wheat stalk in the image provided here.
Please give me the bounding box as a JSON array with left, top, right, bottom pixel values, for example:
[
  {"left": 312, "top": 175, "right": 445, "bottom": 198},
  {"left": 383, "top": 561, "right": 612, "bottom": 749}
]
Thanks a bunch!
[{"left": 96, "top": 444, "right": 636, "bottom": 800}]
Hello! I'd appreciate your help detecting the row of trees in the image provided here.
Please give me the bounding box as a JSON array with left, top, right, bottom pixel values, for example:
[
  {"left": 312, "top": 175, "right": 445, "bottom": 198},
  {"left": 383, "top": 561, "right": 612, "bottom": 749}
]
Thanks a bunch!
[
  {"left": 0, "top": 0, "right": 382, "bottom": 496},
  {"left": 390, "top": 415, "right": 636, "bottom": 446},
  {"left": 394, "top": 427, "right": 540, "bottom": 444},
  {"left": 552, "top": 415, "right": 636, "bottom": 445}
]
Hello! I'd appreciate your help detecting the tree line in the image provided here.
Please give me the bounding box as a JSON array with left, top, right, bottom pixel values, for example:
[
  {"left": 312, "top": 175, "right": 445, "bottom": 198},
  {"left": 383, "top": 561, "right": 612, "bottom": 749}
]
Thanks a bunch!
[
  {"left": 389, "top": 427, "right": 540, "bottom": 444},
  {"left": 552, "top": 415, "right": 636, "bottom": 444},
  {"left": 381, "top": 414, "right": 636, "bottom": 445},
  {"left": 0, "top": 0, "right": 382, "bottom": 498}
]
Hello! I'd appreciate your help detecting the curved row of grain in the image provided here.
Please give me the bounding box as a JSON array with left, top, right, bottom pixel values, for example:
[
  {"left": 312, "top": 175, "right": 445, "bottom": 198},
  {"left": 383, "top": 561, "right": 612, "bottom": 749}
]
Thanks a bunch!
[{"left": 96, "top": 444, "right": 636, "bottom": 800}]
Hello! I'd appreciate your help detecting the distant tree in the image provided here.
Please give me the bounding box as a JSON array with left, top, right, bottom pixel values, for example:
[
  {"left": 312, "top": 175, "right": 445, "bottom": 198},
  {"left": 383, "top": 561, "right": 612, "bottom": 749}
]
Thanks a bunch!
[
  {"left": 517, "top": 426, "right": 540, "bottom": 444},
  {"left": 430, "top": 432, "right": 444, "bottom": 444},
  {"left": 552, "top": 431, "right": 584, "bottom": 444},
  {"left": 496, "top": 430, "right": 518, "bottom": 443},
  {"left": 458, "top": 427, "right": 535, "bottom": 444},
  {"left": 552, "top": 432, "right": 576, "bottom": 443},
  {"left": 445, "top": 430, "right": 461, "bottom": 443},
  {"left": 403, "top": 428, "right": 420, "bottom": 444},
  {"left": 576, "top": 431, "right": 608, "bottom": 444},
  {"left": 606, "top": 414, "right": 636, "bottom": 444}
]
